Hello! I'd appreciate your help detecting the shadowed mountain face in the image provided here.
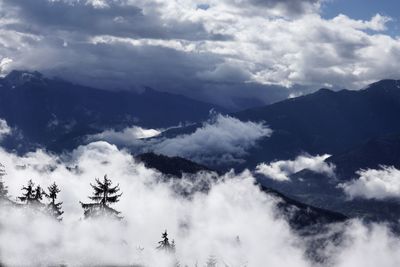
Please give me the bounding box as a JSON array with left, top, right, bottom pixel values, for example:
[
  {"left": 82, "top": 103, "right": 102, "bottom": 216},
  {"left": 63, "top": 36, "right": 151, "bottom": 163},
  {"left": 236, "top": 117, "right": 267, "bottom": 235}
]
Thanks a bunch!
[
  {"left": 0, "top": 70, "right": 225, "bottom": 152},
  {"left": 137, "top": 152, "right": 215, "bottom": 178},
  {"left": 327, "top": 133, "right": 400, "bottom": 179},
  {"left": 233, "top": 79, "right": 400, "bottom": 169}
]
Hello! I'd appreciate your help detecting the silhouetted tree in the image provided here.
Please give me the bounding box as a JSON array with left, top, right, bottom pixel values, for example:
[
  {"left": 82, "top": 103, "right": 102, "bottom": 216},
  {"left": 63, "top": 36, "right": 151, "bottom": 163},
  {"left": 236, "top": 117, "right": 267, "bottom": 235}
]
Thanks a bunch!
[
  {"left": 46, "top": 182, "right": 64, "bottom": 220},
  {"left": 19, "top": 180, "right": 35, "bottom": 203},
  {"left": 157, "top": 230, "right": 175, "bottom": 252},
  {"left": 80, "top": 175, "right": 122, "bottom": 219},
  {"left": 19, "top": 180, "right": 45, "bottom": 209}
]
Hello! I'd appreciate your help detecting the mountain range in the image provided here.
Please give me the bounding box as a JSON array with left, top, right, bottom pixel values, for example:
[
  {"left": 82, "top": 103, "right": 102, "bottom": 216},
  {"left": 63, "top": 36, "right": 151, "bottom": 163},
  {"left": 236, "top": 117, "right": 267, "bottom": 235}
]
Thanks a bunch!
[
  {"left": 2, "top": 70, "right": 400, "bottom": 224},
  {"left": 0, "top": 70, "right": 225, "bottom": 152}
]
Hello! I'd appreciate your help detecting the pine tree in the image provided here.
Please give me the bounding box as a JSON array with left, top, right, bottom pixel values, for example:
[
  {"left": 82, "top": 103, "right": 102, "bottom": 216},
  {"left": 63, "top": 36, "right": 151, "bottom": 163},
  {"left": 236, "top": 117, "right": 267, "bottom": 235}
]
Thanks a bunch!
[
  {"left": 33, "top": 185, "right": 45, "bottom": 202},
  {"left": 19, "top": 180, "right": 36, "bottom": 203},
  {"left": 19, "top": 180, "right": 45, "bottom": 209},
  {"left": 80, "top": 175, "right": 122, "bottom": 219},
  {"left": 46, "top": 182, "right": 64, "bottom": 220},
  {"left": 157, "top": 230, "right": 175, "bottom": 252}
]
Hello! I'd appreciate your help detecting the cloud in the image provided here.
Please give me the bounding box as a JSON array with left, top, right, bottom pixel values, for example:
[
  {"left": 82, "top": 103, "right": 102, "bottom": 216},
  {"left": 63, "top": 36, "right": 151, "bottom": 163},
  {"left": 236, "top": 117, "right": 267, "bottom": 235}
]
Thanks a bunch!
[
  {"left": 1, "top": 141, "right": 400, "bottom": 266},
  {"left": 0, "top": 118, "right": 11, "bottom": 140},
  {"left": 151, "top": 114, "right": 272, "bottom": 165},
  {"left": 0, "top": 0, "right": 399, "bottom": 109},
  {"left": 339, "top": 166, "right": 400, "bottom": 200},
  {"left": 87, "top": 125, "right": 161, "bottom": 146},
  {"left": 255, "top": 154, "right": 335, "bottom": 181},
  {"left": 0, "top": 57, "right": 12, "bottom": 75},
  {"left": 0, "top": 141, "right": 308, "bottom": 266},
  {"left": 87, "top": 114, "right": 271, "bottom": 166}
]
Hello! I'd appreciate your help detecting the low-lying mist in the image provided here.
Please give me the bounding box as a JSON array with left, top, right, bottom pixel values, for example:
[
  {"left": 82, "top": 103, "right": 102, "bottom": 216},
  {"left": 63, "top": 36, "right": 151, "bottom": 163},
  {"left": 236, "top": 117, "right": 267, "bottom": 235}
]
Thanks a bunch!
[{"left": 0, "top": 141, "right": 400, "bottom": 267}]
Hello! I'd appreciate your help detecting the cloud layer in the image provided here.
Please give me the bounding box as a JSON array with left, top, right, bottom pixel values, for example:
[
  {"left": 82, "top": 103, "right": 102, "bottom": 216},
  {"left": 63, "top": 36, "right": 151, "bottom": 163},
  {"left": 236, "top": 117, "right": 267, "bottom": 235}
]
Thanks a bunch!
[
  {"left": 255, "top": 154, "right": 335, "bottom": 181},
  {"left": 88, "top": 114, "right": 272, "bottom": 166},
  {"left": 339, "top": 166, "right": 400, "bottom": 200},
  {"left": 1, "top": 141, "right": 400, "bottom": 266},
  {"left": 0, "top": 0, "right": 399, "bottom": 108}
]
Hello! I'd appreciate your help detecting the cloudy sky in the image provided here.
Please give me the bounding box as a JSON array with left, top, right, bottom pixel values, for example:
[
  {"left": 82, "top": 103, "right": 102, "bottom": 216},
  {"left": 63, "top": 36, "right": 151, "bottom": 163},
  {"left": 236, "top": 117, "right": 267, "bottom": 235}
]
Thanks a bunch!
[{"left": 1, "top": 0, "right": 400, "bottom": 107}]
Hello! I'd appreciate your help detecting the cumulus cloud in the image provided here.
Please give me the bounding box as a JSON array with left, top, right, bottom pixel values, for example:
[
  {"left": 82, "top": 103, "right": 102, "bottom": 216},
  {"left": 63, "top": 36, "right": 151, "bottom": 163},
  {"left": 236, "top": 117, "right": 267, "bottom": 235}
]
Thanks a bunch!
[
  {"left": 150, "top": 114, "right": 272, "bottom": 165},
  {"left": 255, "top": 154, "right": 335, "bottom": 181},
  {"left": 339, "top": 166, "right": 400, "bottom": 200},
  {"left": 0, "top": 0, "right": 399, "bottom": 108}
]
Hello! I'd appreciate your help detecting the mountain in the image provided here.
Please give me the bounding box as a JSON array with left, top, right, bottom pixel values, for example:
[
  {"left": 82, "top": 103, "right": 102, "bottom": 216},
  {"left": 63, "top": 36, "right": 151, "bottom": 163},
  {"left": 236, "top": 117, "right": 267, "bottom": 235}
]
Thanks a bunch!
[
  {"left": 0, "top": 70, "right": 225, "bottom": 152},
  {"left": 328, "top": 133, "right": 400, "bottom": 179},
  {"left": 259, "top": 185, "right": 347, "bottom": 230},
  {"left": 136, "top": 152, "right": 215, "bottom": 177},
  {"left": 233, "top": 79, "right": 400, "bottom": 169}
]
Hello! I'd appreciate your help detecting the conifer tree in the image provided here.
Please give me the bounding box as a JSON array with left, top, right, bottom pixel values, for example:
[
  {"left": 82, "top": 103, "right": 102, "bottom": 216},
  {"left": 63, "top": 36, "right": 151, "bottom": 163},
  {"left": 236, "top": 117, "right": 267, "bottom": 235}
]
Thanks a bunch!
[
  {"left": 19, "top": 179, "right": 36, "bottom": 204},
  {"left": 33, "top": 185, "right": 45, "bottom": 203},
  {"left": 19, "top": 180, "right": 45, "bottom": 209},
  {"left": 46, "top": 182, "right": 64, "bottom": 220},
  {"left": 157, "top": 230, "right": 175, "bottom": 252},
  {"left": 80, "top": 175, "right": 122, "bottom": 219}
]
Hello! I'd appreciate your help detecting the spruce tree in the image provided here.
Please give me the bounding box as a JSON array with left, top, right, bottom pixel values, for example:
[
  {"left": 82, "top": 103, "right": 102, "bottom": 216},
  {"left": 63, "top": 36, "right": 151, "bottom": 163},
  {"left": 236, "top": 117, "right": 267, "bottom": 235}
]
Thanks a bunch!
[
  {"left": 80, "top": 175, "right": 122, "bottom": 219},
  {"left": 157, "top": 230, "right": 175, "bottom": 252},
  {"left": 19, "top": 180, "right": 45, "bottom": 209},
  {"left": 19, "top": 180, "right": 36, "bottom": 203},
  {"left": 46, "top": 182, "right": 64, "bottom": 220}
]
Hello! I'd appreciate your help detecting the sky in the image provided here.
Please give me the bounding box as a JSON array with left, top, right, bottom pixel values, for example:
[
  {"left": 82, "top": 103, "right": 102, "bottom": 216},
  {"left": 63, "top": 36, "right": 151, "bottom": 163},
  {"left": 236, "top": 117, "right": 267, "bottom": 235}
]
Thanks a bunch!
[{"left": 1, "top": 0, "right": 400, "bottom": 108}]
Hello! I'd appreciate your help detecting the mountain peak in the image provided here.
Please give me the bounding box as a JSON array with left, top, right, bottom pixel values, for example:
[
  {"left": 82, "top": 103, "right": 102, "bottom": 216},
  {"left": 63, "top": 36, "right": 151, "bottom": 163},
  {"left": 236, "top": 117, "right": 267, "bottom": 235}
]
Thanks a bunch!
[
  {"left": 365, "top": 79, "right": 400, "bottom": 91},
  {"left": 315, "top": 88, "right": 334, "bottom": 94},
  {"left": 4, "top": 70, "right": 44, "bottom": 87}
]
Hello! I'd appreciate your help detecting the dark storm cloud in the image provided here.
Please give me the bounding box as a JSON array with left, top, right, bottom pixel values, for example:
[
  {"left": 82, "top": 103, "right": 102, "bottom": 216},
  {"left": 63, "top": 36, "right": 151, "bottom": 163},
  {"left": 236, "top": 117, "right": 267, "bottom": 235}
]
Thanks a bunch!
[
  {"left": 2, "top": 0, "right": 229, "bottom": 41},
  {"left": 0, "top": 0, "right": 398, "bottom": 109},
  {"left": 239, "top": 0, "right": 319, "bottom": 16}
]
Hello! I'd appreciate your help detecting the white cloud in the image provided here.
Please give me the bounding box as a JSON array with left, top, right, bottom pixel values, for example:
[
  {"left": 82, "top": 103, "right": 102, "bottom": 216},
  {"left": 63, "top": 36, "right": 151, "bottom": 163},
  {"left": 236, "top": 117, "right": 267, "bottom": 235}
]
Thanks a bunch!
[
  {"left": 0, "top": 141, "right": 308, "bottom": 266},
  {"left": 1, "top": 141, "right": 400, "bottom": 266},
  {"left": 0, "top": 119, "right": 11, "bottom": 140},
  {"left": 256, "top": 154, "right": 335, "bottom": 181},
  {"left": 86, "top": 114, "right": 271, "bottom": 166},
  {"left": 87, "top": 125, "right": 161, "bottom": 146},
  {"left": 339, "top": 166, "right": 400, "bottom": 200},
  {"left": 151, "top": 114, "right": 272, "bottom": 165}
]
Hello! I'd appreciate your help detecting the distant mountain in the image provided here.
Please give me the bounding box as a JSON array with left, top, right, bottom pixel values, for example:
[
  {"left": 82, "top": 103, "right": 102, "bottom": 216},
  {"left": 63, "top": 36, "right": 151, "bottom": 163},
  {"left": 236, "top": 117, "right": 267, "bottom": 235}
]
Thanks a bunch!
[
  {"left": 0, "top": 70, "right": 226, "bottom": 152},
  {"left": 233, "top": 79, "right": 400, "bottom": 169},
  {"left": 328, "top": 133, "right": 400, "bottom": 179},
  {"left": 136, "top": 152, "right": 215, "bottom": 177},
  {"left": 259, "top": 185, "right": 347, "bottom": 230}
]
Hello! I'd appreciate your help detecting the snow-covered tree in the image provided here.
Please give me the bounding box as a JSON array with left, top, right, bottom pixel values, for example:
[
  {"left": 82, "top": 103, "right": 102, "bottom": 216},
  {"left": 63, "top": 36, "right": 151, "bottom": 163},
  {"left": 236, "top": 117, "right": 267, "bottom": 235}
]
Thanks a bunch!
[
  {"left": 80, "top": 175, "right": 122, "bottom": 219},
  {"left": 46, "top": 182, "right": 64, "bottom": 220}
]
